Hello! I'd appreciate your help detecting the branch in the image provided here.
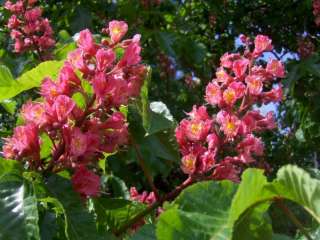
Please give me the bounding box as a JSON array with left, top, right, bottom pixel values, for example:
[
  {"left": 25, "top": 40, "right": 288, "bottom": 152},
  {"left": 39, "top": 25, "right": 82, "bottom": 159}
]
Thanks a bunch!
[{"left": 114, "top": 176, "right": 195, "bottom": 236}]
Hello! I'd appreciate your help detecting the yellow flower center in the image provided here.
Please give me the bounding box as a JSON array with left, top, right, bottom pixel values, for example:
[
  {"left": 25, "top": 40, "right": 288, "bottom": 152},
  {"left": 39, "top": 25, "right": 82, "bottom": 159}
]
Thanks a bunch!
[
  {"left": 190, "top": 122, "right": 202, "bottom": 135},
  {"left": 112, "top": 27, "right": 121, "bottom": 35},
  {"left": 226, "top": 121, "right": 235, "bottom": 132},
  {"left": 224, "top": 89, "right": 236, "bottom": 104}
]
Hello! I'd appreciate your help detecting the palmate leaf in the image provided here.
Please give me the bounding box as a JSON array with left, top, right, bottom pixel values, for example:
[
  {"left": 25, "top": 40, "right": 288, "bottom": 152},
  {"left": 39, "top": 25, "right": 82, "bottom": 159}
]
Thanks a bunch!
[
  {"left": 0, "top": 159, "right": 40, "bottom": 240},
  {"left": 156, "top": 165, "right": 320, "bottom": 240},
  {"left": 93, "top": 198, "right": 146, "bottom": 233},
  {"left": 156, "top": 181, "right": 237, "bottom": 240},
  {"left": 129, "top": 224, "right": 156, "bottom": 240},
  {"left": 46, "top": 174, "right": 110, "bottom": 240},
  {"left": 0, "top": 61, "right": 64, "bottom": 102},
  {"left": 274, "top": 165, "right": 320, "bottom": 224}
]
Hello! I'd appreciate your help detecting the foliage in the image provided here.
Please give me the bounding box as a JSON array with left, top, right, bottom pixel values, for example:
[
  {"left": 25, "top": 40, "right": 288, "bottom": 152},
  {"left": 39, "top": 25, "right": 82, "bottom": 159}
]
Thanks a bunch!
[{"left": 0, "top": 0, "right": 320, "bottom": 239}]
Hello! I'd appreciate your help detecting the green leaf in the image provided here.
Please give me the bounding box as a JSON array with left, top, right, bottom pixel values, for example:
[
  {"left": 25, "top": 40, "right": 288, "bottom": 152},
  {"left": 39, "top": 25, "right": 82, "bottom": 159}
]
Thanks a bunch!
[
  {"left": 46, "top": 174, "right": 103, "bottom": 240},
  {"left": 156, "top": 181, "right": 237, "bottom": 240},
  {"left": 272, "top": 234, "right": 294, "bottom": 240},
  {"left": 129, "top": 224, "right": 156, "bottom": 240},
  {"left": 140, "top": 66, "right": 152, "bottom": 132},
  {"left": 155, "top": 31, "right": 177, "bottom": 57},
  {"left": 233, "top": 203, "right": 273, "bottom": 240},
  {"left": 102, "top": 175, "right": 130, "bottom": 199},
  {"left": 295, "top": 128, "right": 306, "bottom": 142},
  {"left": 0, "top": 99, "right": 17, "bottom": 115},
  {"left": 274, "top": 165, "right": 320, "bottom": 224},
  {"left": 54, "top": 42, "right": 77, "bottom": 60},
  {"left": 145, "top": 101, "right": 176, "bottom": 136},
  {"left": 72, "top": 92, "right": 86, "bottom": 110},
  {"left": 40, "top": 132, "right": 53, "bottom": 159},
  {"left": 0, "top": 159, "right": 40, "bottom": 240},
  {"left": 93, "top": 198, "right": 146, "bottom": 233},
  {"left": 156, "top": 166, "right": 320, "bottom": 240},
  {"left": 0, "top": 61, "right": 64, "bottom": 102}
]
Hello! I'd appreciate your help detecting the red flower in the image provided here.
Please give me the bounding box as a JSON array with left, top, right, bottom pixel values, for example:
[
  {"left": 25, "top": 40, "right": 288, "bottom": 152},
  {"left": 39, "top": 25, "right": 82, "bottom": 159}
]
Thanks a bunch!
[
  {"left": 266, "top": 59, "right": 285, "bottom": 78},
  {"left": 205, "top": 82, "right": 222, "bottom": 106},
  {"left": 77, "top": 29, "right": 97, "bottom": 55},
  {"left": 72, "top": 166, "right": 100, "bottom": 197},
  {"left": 253, "top": 35, "right": 273, "bottom": 57},
  {"left": 232, "top": 58, "right": 249, "bottom": 78},
  {"left": 3, "top": 124, "right": 40, "bottom": 160},
  {"left": 21, "top": 101, "right": 48, "bottom": 127},
  {"left": 245, "top": 75, "right": 263, "bottom": 96},
  {"left": 95, "top": 48, "right": 115, "bottom": 72},
  {"left": 108, "top": 20, "right": 128, "bottom": 44},
  {"left": 118, "top": 34, "right": 142, "bottom": 67}
]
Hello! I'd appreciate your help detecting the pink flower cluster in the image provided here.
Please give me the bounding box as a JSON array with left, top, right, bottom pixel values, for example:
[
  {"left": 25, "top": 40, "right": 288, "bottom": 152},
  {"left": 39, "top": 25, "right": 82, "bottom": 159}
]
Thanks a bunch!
[
  {"left": 129, "top": 187, "right": 159, "bottom": 231},
  {"left": 2, "top": 20, "right": 147, "bottom": 197},
  {"left": 4, "top": 0, "right": 55, "bottom": 57},
  {"left": 175, "top": 35, "right": 285, "bottom": 182},
  {"left": 313, "top": 0, "right": 320, "bottom": 26},
  {"left": 130, "top": 187, "right": 156, "bottom": 205}
]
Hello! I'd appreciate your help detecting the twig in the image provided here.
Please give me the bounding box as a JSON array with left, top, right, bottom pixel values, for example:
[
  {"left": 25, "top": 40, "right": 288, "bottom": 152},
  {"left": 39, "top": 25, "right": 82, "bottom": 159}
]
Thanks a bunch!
[{"left": 114, "top": 176, "right": 195, "bottom": 236}]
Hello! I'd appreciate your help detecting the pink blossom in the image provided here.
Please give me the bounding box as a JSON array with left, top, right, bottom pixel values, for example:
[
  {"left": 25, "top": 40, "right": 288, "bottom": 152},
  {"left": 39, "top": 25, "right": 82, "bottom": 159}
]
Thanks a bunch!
[
  {"left": 77, "top": 29, "right": 97, "bottom": 55},
  {"left": 7, "top": 15, "right": 20, "bottom": 29},
  {"left": 96, "top": 48, "right": 115, "bottom": 72},
  {"left": 212, "top": 161, "right": 240, "bottom": 183},
  {"left": 205, "top": 82, "right": 222, "bottom": 106},
  {"left": 58, "top": 63, "right": 81, "bottom": 88},
  {"left": 266, "top": 59, "right": 285, "bottom": 78},
  {"left": 261, "top": 85, "right": 283, "bottom": 104},
  {"left": 181, "top": 153, "right": 197, "bottom": 174},
  {"left": 198, "top": 150, "right": 216, "bottom": 173},
  {"left": 21, "top": 101, "right": 48, "bottom": 127},
  {"left": 92, "top": 72, "right": 108, "bottom": 102},
  {"left": 3, "top": 124, "right": 40, "bottom": 159},
  {"left": 229, "top": 81, "right": 246, "bottom": 98},
  {"left": 67, "top": 49, "right": 90, "bottom": 74},
  {"left": 217, "top": 111, "right": 240, "bottom": 139},
  {"left": 126, "top": 65, "right": 146, "bottom": 97},
  {"left": 187, "top": 105, "right": 210, "bottom": 121},
  {"left": 130, "top": 187, "right": 156, "bottom": 206},
  {"left": 236, "top": 134, "right": 264, "bottom": 163},
  {"left": 24, "top": 7, "right": 42, "bottom": 22},
  {"left": 216, "top": 68, "right": 232, "bottom": 84},
  {"left": 253, "top": 35, "right": 273, "bottom": 57},
  {"left": 220, "top": 53, "right": 240, "bottom": 68},
  {"left": 185, "top": 119, "right": 212, "bottom": 142},
  {"left": 40, "top": 77, "right": 61, "bottom": 103},
  {"left": 245, "top": 75, "right": 263, "bottom": 95},
  {"left": 118, "top": 34, "right": 142, "bottom": 67},
  {"left": 72, "top": 165, "right": 100, "bottom": 197},
  {"left": 49, "top": 95, "right": 75, "bottom": 122},
  {"left": 223, "top": 88, "right": 237, "bottom": 106},
  {"left": 108, "top": 20, "right": 128, "bottom": 43},
  {"left": 5, "top": 0, "right": 54, "bottom": 56},
  {"left": 69, "top": 128, "right": 88, "bottom": 157},
  {"left": 232, "top": 58, "right": 249, "bottom": 78},
  {"left": 5, "top": 1, "right": 24, "bottom": 13},
  {"left": 207, "top": 133, "right": 220, "bottom": 150}
]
